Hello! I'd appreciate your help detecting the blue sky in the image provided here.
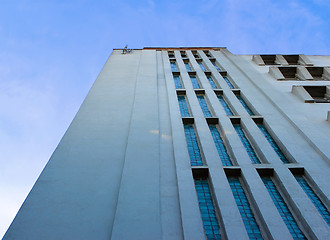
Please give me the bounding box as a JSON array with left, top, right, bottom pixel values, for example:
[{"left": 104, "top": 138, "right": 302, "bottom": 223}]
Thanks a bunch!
[{"left": 0, "top": 0, "right": 329, "bottom": 236}]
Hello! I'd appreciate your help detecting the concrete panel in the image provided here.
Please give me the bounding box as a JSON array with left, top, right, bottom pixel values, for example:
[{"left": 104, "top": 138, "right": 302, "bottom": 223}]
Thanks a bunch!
[{"left": 110, "top": 50, "right": 162, "bottom": 240}]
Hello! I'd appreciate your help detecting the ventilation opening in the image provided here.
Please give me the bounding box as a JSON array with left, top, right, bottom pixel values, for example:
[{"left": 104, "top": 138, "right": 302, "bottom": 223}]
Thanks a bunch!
[
  {"left": 283, "top": 55, "right": 299, "bottom": 65},
  {"left": 306, "top": 67, "right": 324, "bottom": 79},
  {"left": 278, "top": 67, "right": 297, "bottom": 79},
  {"left": 303, "top": 86, "right": 330, "bottom": 103},
  {"left": 260, "top": 55, "right": 277, "bottom": 65}
]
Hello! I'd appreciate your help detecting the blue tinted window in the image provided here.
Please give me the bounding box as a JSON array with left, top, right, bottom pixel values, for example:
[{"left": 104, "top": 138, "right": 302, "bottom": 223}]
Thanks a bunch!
[
  {"left": 171, "top": 61, "right": 178, "bottom": 71},
  {"left": 262, "top": 177, "right": 306, "bottom": 239},
  {"left": 195, "top": 178, "right": 221, "bottom": 240},
  {"left": 295, "top": 176, "right": 330, "bottom": 226},
  {"left": 185, "top": 62, "right": 192, "bottom": 71},
  {"left": 217, "top": 95, "right": 233, "bottom": 116},
  {"left": 228, "top": 177, "right": 263, "bottom": 239},
  {"left": 184, "top": 125, "right": 203, "bottom": 166},
  {"left": 197, "top": 95, "right": 212, "bottom": 117},
  {"left": 223, "top": 76, "right": 235, "bottom": 89},
  {"left": 190, "top": 76, "right": 201, "bottom": 89},
  {"left": 207, "top": 75, "right": 217, "bottom": 89},
  {"left": 173, "top": 75, "right": 183, "bottom": 89},
  {"left": 237, "top": 96, "right": 254, "bottom": 115},
  {"left": 234, "top": 125, "right": 261, "bottom": 164},
  {"left": 209, "top": 125, "right": 232, "bottom": 166},
  {"left": 178, "top": 96, "right": 190, "bottom": 117},
  {"left": 212, "top": 61, "right": 221, "bottom": 71},
  {"left": 257, "top": 124, "right": 289, "bottom": 163},
  {"left": 199, "top": 62, "right": 206, "bottom": 71}
]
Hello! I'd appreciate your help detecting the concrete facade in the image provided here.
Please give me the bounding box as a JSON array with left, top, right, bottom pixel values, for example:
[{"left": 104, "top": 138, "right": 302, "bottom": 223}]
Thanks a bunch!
[{"left": 4, "top": 48, "right": 330, "bottom": 240}]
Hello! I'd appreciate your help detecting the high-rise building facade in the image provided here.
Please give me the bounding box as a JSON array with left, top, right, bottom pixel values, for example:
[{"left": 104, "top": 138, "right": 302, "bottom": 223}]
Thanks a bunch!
[{"left": 4, "top": 47, "right": 330, "bottom": 239}]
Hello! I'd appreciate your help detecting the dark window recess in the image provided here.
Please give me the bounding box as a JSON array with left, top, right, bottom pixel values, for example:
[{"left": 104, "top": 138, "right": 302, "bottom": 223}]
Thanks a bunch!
[
  {"left": 180, "top": 51, "right": 187, "bottom": 58},
  {"left": 283, "top": 55, "right": 299, "bottom": 65},
  {"left": 306, "top": 67, "right": 324, "bottom": 79},
  {"left": 168, "top": 52, "right": 175, "bottom": 58},
  {"left": 278, "top": 67, "right": 297, "bottom": 79},
  {"left": 192, "top": 51, "right": 200, "bottom": 58},
  {"left": 303, "top": 86, "right": 330, "bottom": 103},
  {"left": 204, "top": 50, "right": 212, "bottom": 58},
  {"left": 260, "top": 55, "right": 277, "bottom": 65}
]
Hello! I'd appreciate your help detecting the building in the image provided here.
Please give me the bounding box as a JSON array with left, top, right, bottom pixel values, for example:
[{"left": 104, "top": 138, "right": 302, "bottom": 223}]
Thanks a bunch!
[{"left": 4, "top": 47, "right": 330, "bottom": 240}]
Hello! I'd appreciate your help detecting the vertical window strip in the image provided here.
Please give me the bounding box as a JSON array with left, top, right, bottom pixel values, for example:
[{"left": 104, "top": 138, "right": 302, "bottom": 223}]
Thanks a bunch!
[
  {"left": 212, "top": 61, "right": 221, "bottom": 71},
  {"left": 177, "top": 96, "right": 190, "bottom": 117},
  {"left": 223, "top": 76, "right": 235, "bottom": 89},
  {"left": 199, "top": 62, "right": 206, "bottom": 71},
  {"left": 180, "top": 51, "right": 187, "bottom": 58},
  {"left": 173, "top": 75, "right": 183, "bottom": 89},
  {"left": 185, "top": 62, "right": 192, "bottom": 71},
  {"left": 171, "top": 61, "right": 178, "bottom": 72},
  {"left": 207, "top": 75, "right": 217, "bottom": 89},
  {"left": 194, "top": 178, "right": 222, "bottom": 240},
  {"left": 204, "top": 51, "right": 212, "bottom": 58},
  {"left": 190, "top": 76, "right": 201, "bottom": 89},
  {"left": 262, "top": 177, "right": 306, "bottom": 239},
  {"left": 294, "top": 176, "right": 330, "bottom": 226},
  {"left": 209, "top": 125, "right": 233, "bottom": 166},
  {"left": 257, "top": 124, "right": 289, "bottom": 163},
  {"left": 168, "top": 52, "right": 175, "bottom": 58},
  {"left": 233, "top": 125, "right": 261, "bottom": 164},
  {"left": 193, "top": 52, "right": 200, "bottom": 59},
  {"left": 184, "top": 125, "right": 203, "bottom": 166},
  {"left": 197, "top": 95, "right": 212, "bottom": 117},
  {"left": 217, "top": 95, "right": 233, "bottom": 116},
  {"left": 228, "top": 177, "right": 263, "bottom": 239},
  {"left": 237, "top": 96, "right": 254, "bottom": 115}
]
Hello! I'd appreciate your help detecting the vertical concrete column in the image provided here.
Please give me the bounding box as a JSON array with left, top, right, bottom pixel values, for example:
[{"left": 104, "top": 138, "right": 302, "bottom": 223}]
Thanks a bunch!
[
  {"left": 252, "top": 55, "right": 265, "bottom": 66},
  {"left": 292, "top": 85, "right": 315, "bottom": 102},
  {"left": 163, "top": 51, "right": 206, "bottom": 240},
  {"left": 269, "top": 67, "right": 285, "bottom": 80},
  {"left": 188, "top": 50, "right": 249, "bottom": 239},
  {"left": 323, "top": 67, "right": 330, "bottom": 81},
  {"left": 240, "top": 168, "right": 294, "bottom": 240},
  {"left": 299, "top": 55, "right": 313, "bottom": 66},
  {"left": 275, "top": 55, "right": 289, "bottom": 65},
  {"left": 296, "top": 66, "right": 313, "bottom": 80},
  {"left": 275, "top": 168, "right": 330, "bottom": 239},
  {"left": 157, "top": 51, "right": 183, "bottom": 240}
]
